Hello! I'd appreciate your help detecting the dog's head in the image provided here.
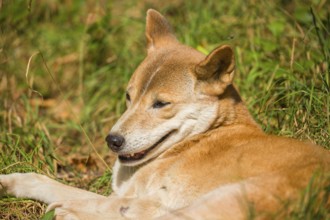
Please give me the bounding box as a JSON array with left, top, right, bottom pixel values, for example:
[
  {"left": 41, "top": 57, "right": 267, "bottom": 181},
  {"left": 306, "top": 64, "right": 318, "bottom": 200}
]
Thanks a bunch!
[{"left": 106, "top": 9, "right": 236, "bottom": 166}]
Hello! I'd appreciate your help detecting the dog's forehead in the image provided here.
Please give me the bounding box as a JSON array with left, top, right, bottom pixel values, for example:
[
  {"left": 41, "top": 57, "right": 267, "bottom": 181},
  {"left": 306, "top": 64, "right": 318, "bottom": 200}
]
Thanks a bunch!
[{"left": 129, "top": 46, "right": 204, "bottom": 97}]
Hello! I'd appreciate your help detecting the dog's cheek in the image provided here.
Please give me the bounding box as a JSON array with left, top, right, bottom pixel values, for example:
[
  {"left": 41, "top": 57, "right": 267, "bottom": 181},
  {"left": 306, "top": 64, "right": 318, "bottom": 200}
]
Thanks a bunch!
[{"left": 157, "top": 107, "right": 177, "bottom": 119}]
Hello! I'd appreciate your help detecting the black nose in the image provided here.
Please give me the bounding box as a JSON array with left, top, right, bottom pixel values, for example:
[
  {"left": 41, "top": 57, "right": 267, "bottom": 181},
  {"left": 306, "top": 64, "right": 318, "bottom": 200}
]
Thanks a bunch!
[{"left": 105, "top": 134, "right": 125, "bottom": 152}]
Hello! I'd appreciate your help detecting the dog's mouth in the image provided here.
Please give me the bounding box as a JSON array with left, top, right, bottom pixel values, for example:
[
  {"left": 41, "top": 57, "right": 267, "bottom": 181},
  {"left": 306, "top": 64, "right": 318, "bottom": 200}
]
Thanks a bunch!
[{"left": 119, "top": 131, "right": 174, "bottom": 162}]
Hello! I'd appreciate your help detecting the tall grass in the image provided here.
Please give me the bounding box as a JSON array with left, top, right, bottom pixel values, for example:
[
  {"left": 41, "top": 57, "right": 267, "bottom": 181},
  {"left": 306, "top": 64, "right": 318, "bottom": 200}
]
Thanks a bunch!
[{"left": 0, "top": 0, "right": 329, "bottom": 219}]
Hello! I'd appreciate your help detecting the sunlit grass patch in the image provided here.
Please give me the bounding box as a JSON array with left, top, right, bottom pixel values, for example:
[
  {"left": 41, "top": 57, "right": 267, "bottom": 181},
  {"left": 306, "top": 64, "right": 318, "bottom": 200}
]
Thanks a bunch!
[
  {"left": 0, "top": 198, "right": 46, "bottom": 220},
  {"left": 0, "top": 0, "right": 329, "bottom": 218}
]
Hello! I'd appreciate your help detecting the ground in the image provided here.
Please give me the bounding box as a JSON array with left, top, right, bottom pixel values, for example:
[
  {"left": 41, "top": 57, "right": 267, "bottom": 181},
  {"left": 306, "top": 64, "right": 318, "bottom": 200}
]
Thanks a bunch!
[{"left": 0, "top": 0, "right": 329, "bottom": 219}]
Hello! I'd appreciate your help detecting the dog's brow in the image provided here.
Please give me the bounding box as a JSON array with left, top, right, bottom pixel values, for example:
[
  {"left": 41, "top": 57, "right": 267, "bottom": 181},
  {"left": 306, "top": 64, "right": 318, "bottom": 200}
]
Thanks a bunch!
[{"left": 141, "top": 67, "right": 161, "bottom": 95}]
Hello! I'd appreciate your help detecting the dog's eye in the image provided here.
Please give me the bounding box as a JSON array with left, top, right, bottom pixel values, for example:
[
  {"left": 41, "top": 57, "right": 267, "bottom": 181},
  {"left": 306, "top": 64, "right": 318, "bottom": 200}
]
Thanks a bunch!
[
  {"left": 126, "top": 92, "right": 131, "bottom": 102},
  {"left": 153, "top": 101, "right": 171, "bottom": 109}
]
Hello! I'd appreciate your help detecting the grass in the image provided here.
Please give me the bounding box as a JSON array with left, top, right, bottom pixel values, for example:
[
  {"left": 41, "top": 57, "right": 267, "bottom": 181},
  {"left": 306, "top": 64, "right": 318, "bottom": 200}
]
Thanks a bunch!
[{"left": 0, "top": 0, "right": 329, "bottom": 219}]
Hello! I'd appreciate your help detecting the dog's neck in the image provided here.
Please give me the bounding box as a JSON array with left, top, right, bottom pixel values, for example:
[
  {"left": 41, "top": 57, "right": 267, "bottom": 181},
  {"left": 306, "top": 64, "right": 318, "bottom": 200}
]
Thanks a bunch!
[
  {"left": 209, "top": 84, "right": 261, "bottom": 130},
  {"left": 111, "top": 160, "right": 141, "bottom": 194}
]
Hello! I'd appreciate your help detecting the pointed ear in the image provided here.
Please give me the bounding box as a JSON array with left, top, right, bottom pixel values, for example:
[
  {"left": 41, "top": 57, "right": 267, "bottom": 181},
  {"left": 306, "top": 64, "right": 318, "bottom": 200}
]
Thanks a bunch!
[
  {"left": 195, "top": 45, "right": 235, "bottom": 95},
  {"left": 146, "top": 9, "right": 178, "bottom": 51}
]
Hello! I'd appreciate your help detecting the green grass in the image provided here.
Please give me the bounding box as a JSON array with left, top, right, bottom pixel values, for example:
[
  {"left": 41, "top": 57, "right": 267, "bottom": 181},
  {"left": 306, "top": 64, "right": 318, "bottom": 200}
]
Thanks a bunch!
[{"left": 0, "top": 0, "right": 329, "bottom": 219}]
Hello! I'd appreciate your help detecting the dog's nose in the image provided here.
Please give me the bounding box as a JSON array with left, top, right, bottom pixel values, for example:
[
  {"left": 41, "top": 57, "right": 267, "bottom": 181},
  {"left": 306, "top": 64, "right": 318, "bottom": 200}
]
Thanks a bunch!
[{"left": 105, "top": 134, "right": 125, "bottom": 152}]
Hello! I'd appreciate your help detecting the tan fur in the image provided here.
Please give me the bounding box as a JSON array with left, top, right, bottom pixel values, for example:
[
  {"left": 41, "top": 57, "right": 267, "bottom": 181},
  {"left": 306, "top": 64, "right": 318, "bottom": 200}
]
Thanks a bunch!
[{"left": 0, "top": 9, "right": 329, "bottom": 220}]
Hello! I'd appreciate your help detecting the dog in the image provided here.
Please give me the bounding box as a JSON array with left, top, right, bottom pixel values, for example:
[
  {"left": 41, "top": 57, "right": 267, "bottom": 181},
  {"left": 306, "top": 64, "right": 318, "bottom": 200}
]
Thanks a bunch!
[{"left": 0, "top": 9, "right": 329, "bottom": 220}]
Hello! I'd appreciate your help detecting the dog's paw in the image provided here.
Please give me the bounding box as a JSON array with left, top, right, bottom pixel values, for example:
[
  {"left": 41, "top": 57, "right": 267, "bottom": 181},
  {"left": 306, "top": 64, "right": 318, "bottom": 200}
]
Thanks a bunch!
[
  {"left": 52, "top": 208, "right": 80, "bottom": 220},
  {"left": 47, "top": 200, "right": 127, "bottom": 220},
  {"left": 0, "top": 173, "right": 26, "bottom": 196},
  {"left": 45, "top": 206, "right": 79, "bottom": 220},
  {"left": 47, "top": 202, "right": 89, "bottom": 220},
  {"left": 0, "top": 172, "right": 48, "bottom": 197},
  {"left": 0, "top": 174, "right": 14, "bottom": 196}
]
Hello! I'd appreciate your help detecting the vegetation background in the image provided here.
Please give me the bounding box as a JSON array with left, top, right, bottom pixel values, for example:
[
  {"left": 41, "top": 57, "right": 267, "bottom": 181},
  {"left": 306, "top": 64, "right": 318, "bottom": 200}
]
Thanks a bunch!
[{"left": 0, "top": 0, "right": 329, "bottom": 219}]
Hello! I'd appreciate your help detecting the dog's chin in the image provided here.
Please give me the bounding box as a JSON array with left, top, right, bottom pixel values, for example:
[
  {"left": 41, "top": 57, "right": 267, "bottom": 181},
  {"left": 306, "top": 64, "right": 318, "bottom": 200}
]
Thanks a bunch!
[{"left": 118, "top": 131, "right": 175, "bottom": 166}]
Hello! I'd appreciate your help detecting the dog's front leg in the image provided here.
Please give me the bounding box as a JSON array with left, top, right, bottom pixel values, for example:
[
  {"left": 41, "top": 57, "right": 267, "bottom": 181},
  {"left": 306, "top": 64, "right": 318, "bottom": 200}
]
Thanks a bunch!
[
  {"left": 47, "top": 195, "right": 165, "bottom": 220},
  {"left": 0, "top": 173, "right": 105, "bottom": 204}
]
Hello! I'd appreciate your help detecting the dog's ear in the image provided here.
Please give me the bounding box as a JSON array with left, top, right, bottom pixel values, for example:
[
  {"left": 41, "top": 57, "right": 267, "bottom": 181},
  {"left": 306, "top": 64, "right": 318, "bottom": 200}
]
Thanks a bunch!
[
  {"left": 195, "top": 45, "right": 235, "bottom": 95},
  {"left": 146, "top": 9, "right": 178, "bottom": 51}
]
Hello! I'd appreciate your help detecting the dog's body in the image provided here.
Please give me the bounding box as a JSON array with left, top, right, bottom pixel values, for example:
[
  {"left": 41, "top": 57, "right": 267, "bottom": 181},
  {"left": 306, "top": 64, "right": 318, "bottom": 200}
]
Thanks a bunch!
[{"left": 1, "top": 9, "right": 329, "bottom": 220}]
